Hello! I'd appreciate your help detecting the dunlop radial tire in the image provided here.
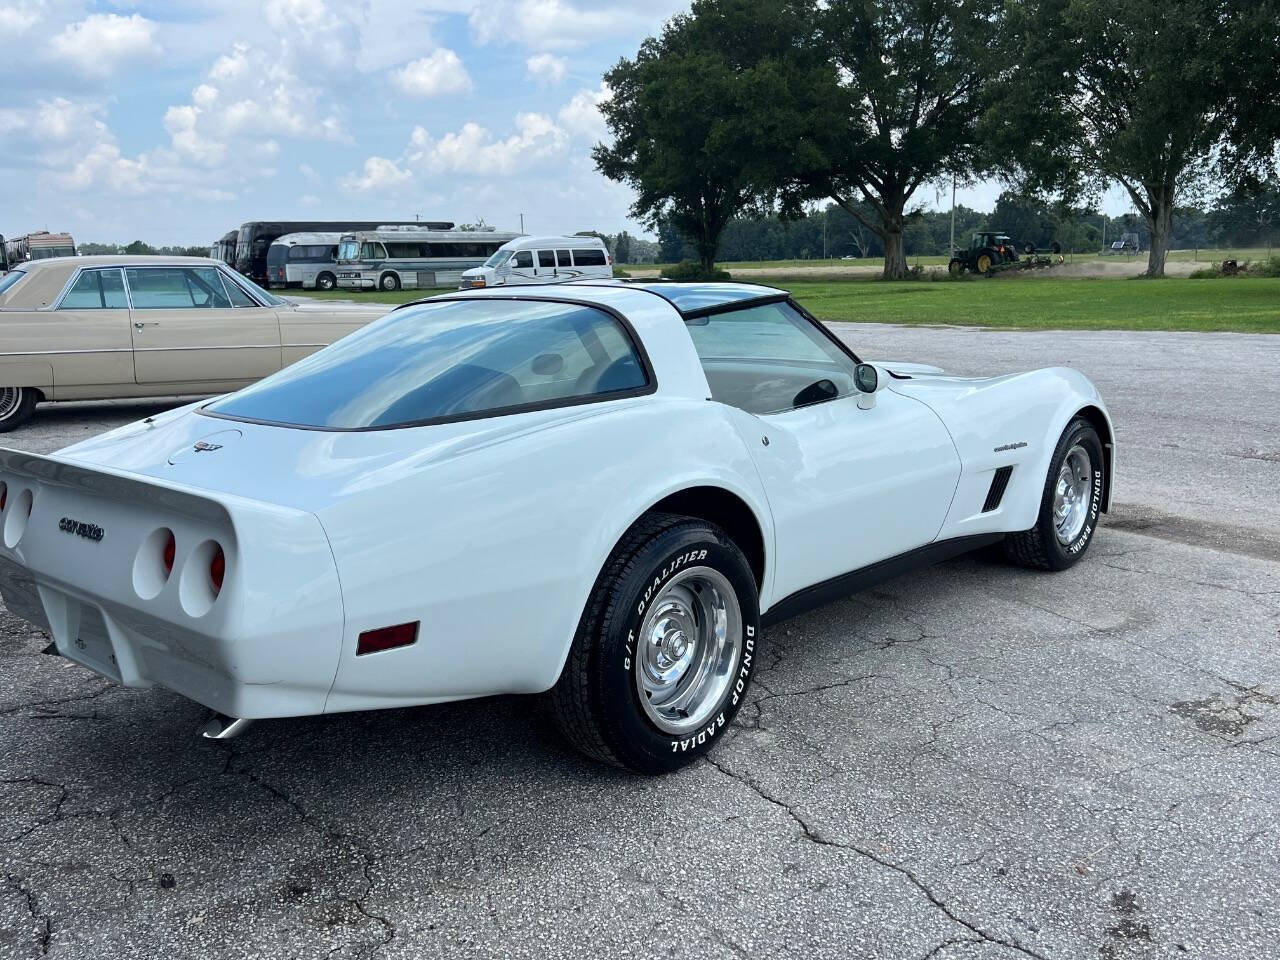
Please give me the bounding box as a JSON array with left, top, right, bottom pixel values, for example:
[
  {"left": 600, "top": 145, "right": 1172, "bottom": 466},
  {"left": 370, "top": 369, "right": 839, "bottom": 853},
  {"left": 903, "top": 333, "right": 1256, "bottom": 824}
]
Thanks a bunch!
[{"left": 548, "top": 512, "right": 760, "bottom": 774}]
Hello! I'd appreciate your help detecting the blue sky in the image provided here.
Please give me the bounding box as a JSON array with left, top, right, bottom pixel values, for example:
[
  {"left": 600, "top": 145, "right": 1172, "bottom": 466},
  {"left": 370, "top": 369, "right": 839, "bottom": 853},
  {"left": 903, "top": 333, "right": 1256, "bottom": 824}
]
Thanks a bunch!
[{"left": 0, "top": 0, "right": 1135, "bottom": 246}]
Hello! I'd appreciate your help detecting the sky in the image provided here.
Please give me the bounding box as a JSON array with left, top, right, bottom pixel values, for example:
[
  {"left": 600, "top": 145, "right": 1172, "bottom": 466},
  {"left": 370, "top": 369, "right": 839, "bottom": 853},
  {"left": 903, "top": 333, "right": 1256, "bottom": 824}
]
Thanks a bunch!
[{"left": 0, "top": 0, "right": 1139, "bottom": 247}]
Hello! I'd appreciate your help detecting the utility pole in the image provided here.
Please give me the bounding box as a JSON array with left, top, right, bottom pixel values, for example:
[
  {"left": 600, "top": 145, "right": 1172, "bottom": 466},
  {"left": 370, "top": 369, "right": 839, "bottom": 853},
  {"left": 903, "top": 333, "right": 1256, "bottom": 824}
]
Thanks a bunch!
[
  {"left": 949, "top": 172, "right": 956, "bottom": 254},
  {"left": 519, "top": 213, "right": 525, "bottom": 234},
  {"left": 822, "top": 208, "right": 828, "bottom": 260},
  {"left": 1101, "top": 214, "right": 1106, "bottom": 252}
]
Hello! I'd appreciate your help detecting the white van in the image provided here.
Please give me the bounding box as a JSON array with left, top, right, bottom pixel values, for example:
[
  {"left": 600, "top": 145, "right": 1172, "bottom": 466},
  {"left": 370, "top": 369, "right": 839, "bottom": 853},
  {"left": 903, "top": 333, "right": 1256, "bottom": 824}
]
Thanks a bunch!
[{"left": 458, "top": 235, "right": 612, "bottom": 289}]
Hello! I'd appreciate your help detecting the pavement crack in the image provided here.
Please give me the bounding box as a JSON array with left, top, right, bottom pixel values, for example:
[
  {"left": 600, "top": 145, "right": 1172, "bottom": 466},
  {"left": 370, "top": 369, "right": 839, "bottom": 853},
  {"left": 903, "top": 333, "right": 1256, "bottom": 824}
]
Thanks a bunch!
[
  {"left": 6, "top": 873, "right": 52, "bottom": 955},
  {"left": 702, "top": 757, "right": 1050, "bottom": 960}
]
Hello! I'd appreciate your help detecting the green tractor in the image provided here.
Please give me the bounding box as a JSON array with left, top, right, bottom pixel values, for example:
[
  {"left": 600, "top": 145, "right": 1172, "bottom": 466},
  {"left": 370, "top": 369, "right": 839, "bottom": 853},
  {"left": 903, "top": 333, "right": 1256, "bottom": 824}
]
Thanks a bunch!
[{"left": 949, "top": 231, "right": 1062, "bottom": 277}]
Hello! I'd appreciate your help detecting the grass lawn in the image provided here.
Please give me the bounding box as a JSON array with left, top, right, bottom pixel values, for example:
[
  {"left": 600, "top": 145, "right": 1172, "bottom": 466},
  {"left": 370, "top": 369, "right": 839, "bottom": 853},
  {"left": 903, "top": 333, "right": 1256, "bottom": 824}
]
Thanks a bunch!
[{"left": 294, "top": 275, "right": 1280, "bottom": 333}]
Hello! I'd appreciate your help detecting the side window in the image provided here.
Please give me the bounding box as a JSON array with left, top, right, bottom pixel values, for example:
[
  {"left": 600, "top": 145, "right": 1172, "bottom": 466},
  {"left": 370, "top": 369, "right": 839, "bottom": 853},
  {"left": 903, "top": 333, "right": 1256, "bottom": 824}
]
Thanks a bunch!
[
  {"left": 512, "top": 251, "right": 534, "bottom": 268},
  {"left": 555, "top": 250, "right": 572, "bottom": 267},
  {"left": 219, "top": 271, "right": 258, "bottom": 307},
  {"left": 686, "top": 301, "right": 856, "bottom": 415},
  {"left": 288, "top": 246, "right": 307, "bottom": 260},
  {"left": 59, "top": 269, "right": 127, "bottom": 309},
  {"left": 572, "top": 248, "right": 607, "bottom": 266},
  {"left": 126, "top": 268, "right": 232, "bottom": 308},
  {"left": 537, "top": 250, "right": 555, "bottom": 268}
]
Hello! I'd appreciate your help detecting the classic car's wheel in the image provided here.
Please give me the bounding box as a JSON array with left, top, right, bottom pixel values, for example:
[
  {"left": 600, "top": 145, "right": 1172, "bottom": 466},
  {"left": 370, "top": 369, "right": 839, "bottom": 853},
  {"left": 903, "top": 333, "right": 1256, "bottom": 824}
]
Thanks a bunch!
[
  {"left": 1005, "top": 418, "right": 1105, "bottom": 570},
  {"left": 0, "top": 387, "right": 38, "bottom": 432},
  {"left": 550, "top": 512, "right": 760, "bottom": 774},
  {"left": 316, "top": 272, "right": 336, "bottom": 291},
  {"left": 379, "top": 272, "right": 401, "bottom": 292}
]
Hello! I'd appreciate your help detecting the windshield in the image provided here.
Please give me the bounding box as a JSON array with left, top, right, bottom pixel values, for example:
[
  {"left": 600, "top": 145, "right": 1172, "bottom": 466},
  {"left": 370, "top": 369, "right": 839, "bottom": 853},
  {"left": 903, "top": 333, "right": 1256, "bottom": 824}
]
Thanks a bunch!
[
  {"left": 338, "top": 240, "right": 361, "bottom": 261},
  {"left": 205, "top": 298, "right": 650, "bottom": 430},
  {"left": 483, "top": 250, "right": 512, "bottom": 268},
  {"left": 0, "top": 269, "right": 26, "bottom": 296}
]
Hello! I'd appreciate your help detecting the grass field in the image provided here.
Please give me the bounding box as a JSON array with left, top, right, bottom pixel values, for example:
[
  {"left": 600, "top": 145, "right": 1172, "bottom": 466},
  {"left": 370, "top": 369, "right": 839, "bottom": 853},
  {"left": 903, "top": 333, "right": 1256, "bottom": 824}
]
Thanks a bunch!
[{"left": 295, "top": 273, "right": 1280, "bottom": 333}]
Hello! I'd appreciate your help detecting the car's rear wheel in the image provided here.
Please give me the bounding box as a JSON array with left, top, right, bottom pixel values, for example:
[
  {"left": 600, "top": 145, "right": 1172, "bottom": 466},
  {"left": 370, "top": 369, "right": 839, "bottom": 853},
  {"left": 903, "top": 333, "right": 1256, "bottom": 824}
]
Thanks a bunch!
[
  {"left": 550, "top": 512, "right": 760, "bottom": 774},
  {"left": 0, "top": 387, "right": 38, "bottom": 432},
  {"left": 316, "top": 272, "right": 336, "bottom": 291},
  {"left": 1005, "top": 418, "right": 1105, "bottom": 570}
]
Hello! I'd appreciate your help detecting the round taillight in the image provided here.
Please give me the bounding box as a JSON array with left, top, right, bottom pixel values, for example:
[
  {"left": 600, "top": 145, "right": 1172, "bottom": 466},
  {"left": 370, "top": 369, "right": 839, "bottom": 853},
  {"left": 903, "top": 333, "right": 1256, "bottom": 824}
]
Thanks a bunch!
[
  {"left": 163, "top": 532, "right": 176, "bottom": 577},
  {"left": 209, "top": 546, "right": 225, "bottom": 594}
]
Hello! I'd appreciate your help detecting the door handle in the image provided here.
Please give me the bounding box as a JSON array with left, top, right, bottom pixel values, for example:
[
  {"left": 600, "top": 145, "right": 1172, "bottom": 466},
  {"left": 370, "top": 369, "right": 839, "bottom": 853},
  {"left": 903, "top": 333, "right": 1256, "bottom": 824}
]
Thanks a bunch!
[{"left": 133, "top": 321, "right": 159, "bottom": 330}]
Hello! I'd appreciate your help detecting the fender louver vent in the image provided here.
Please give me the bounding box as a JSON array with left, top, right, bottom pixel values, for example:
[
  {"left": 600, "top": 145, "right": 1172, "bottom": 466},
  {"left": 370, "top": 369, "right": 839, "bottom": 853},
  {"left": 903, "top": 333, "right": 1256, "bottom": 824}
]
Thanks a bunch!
[{"left": 982, "top": 466, "right": 1013, "bottom": 512}]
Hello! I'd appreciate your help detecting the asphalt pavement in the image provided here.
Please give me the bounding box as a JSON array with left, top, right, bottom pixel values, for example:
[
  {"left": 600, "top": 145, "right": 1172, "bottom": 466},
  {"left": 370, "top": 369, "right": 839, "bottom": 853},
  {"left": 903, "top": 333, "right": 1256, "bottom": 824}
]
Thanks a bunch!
[{"left": 2, "top": 324, "right": 1277, "bottom": 959}]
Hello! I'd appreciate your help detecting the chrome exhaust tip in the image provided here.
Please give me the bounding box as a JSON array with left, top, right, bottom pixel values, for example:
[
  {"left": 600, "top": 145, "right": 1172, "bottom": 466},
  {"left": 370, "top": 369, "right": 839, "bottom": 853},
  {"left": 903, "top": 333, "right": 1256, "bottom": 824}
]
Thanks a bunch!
[{"left": 200, "top": 712, "right": 254, "bottom": 740}]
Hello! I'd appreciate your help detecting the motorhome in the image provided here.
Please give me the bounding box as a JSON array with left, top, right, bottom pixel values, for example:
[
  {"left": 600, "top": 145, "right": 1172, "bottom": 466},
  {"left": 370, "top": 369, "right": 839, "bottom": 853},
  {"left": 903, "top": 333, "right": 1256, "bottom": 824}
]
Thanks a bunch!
[
  {"left": 336, "top": 226, "right": 520, "bottom": 291},
  {"left": 233, "top": 220, "right": 450, "bottom": 284},
  {"left": 4, "top": 231, "right": 76, "bottom": 265},
  {"left": 209, "top": 230, "right": 238, "bottom": 268},
  {"left": 458, "top": 235, "right": 612, "bottom": 289},
  {"left": 266, "top": 232, "right": 342, "bottom": 289}
]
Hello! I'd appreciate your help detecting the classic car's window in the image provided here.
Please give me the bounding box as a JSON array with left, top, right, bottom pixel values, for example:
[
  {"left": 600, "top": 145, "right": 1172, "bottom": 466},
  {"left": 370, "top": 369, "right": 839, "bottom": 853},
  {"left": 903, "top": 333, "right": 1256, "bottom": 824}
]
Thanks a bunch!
[
  {"left": 0, "top": 269, "right": 27, "bottom": 296},
  {"left": 126, "top": 267, "right": 234, "bottom": 309},
  {"left": 207, "top": 299, "right": 650, "bottom": 430},
  {"left": 218, "top": 271, "right": 258, "bottom": 307},
  {"left": 224, "top": 271, "right": 283, "bottom": 306},
  {"left": 686, "top": 300, "right": 856, "bottom": 415},
  {"left": 59, "top": 269, "right": 128, "bottom": 309}
]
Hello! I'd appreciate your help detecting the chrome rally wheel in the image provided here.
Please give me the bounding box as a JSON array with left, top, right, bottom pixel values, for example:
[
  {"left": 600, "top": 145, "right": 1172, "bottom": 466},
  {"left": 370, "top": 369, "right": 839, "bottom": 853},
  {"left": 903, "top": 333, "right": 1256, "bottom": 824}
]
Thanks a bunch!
[
  {"left": 1053, "top": 444, "right": 1093, "bottom": 545},
  {"left": 635, "top": 567, "right": 742, "bottom": 736},
  {"left": 550, "top": 513, "right": 760, "bottom": 774}
]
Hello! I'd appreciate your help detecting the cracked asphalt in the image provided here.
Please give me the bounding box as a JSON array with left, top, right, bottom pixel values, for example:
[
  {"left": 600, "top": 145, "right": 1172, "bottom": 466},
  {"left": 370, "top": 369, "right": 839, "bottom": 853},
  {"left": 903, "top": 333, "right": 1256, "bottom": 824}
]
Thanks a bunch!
[{"left": 2, "top": 324, "right": 1278, "bottom": 959}]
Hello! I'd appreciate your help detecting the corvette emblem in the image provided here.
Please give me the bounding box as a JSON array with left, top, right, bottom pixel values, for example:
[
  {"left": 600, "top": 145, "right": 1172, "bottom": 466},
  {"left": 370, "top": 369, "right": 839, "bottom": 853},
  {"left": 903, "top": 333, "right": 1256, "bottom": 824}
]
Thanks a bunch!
[
  {"left": 59, "top": 517, "right": 104, "bottom": 542},
  {"left": 193, "top": 441, "right": 223, "bottom": 453}
]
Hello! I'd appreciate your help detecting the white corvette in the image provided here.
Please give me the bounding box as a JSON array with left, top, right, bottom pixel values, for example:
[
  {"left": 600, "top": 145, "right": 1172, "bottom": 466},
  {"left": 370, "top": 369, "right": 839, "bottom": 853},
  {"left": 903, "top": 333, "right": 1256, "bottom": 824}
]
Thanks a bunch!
[{"left": 0, "top": 282, "right": 1114, "bottom": 773}]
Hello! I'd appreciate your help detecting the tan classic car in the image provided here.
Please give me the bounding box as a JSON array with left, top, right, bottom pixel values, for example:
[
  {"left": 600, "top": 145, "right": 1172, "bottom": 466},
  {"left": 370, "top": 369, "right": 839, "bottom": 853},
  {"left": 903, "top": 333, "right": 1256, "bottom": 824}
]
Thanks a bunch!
[{"left": 0, "top": 255, "right": 389, "bottom": 430}]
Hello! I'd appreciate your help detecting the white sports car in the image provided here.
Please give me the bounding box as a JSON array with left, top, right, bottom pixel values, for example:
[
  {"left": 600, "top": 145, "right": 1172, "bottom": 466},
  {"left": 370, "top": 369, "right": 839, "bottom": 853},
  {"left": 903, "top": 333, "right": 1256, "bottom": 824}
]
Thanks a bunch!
[{"left": 0, "top": 282, "right": 1114, "bottom": 773}]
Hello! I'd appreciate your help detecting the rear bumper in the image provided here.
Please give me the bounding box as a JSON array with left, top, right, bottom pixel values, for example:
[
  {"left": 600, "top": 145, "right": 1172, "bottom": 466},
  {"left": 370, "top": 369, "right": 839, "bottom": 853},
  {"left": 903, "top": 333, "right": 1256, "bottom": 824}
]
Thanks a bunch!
[{"left": 0, "top": 449, "right": 345, "bottom": 718}]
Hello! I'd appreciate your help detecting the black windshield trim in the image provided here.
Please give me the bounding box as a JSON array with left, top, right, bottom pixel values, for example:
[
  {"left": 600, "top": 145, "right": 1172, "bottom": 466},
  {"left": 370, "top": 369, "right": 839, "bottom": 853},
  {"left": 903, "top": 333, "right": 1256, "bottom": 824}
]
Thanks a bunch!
[{"left": 197, "top": 295, "right": 657, "bottom": 433}]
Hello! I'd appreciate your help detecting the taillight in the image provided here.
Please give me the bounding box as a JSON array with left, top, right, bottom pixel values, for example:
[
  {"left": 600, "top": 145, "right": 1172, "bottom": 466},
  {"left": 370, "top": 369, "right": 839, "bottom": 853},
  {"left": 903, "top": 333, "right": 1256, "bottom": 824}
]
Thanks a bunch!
[
  {"left": 356, "top": 622, "right": 419, "bottom": 656},
  {"left": 209, "top": 545, "right": 225, "bottom": 594},
  {"left": 163, "top": 531, "right": 176, "bottom": 577}
]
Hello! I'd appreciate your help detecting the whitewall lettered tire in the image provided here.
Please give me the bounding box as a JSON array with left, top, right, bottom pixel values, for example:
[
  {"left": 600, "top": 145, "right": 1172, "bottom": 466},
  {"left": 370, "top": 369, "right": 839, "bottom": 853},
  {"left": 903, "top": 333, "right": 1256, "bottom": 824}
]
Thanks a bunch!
[{"left": 550, "top": 512, "right": 761, "bottom": 774}]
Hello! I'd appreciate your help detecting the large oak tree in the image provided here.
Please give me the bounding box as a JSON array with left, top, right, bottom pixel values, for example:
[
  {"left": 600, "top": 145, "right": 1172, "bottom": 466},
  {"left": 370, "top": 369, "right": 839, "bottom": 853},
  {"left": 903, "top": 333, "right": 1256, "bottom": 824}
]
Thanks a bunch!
[
  {"left": 594, "top": 0, "right": 822, "bottom": 272},
  {"left": 796, "top": 0, "right": 1006, "bottom": 279},
  {"left": 1010, "top": 0, "right": 1280, "bottom": 277}
]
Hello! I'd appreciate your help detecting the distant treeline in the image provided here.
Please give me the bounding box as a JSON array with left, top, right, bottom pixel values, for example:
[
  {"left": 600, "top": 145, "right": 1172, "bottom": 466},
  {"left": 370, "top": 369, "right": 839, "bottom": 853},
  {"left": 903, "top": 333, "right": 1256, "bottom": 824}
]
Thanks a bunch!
[
  {"left": 78, "top": 241, "right": 211, "bottom": 257},
  {"left": 595, "top": 185, "right": 1279, "bottom": 264}
]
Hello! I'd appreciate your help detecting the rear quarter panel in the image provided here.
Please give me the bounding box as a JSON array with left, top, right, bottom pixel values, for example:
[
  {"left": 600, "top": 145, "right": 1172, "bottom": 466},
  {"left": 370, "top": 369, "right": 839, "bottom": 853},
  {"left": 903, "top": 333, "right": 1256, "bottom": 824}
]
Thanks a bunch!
[{"left": 316, "top": 398, "right": 772, "bottom": 712}]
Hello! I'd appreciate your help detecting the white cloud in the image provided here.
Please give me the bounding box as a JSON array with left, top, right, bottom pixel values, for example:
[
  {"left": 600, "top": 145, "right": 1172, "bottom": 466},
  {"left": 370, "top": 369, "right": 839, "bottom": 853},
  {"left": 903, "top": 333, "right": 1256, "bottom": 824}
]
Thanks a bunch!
[
  {"left": 469, "top": 0, "right": 685, "bottom": 50},
  {"left": 341, "top": 155, "right": 413, "bottom": 192},
  {"left": 391, "top": 49, "right": 472, "bottom": 98},
  {"left": 407, "top": 112, "right": 568, "bottom": 175},
  {"left": 47, "top": 13, "right": 161, "bottom": 75},
  {"left": 299, "top": 193, "right": 321, "bottom": 207},
  {"left": 0, "top": 2, "right": 40, "bottom": 33},
  {"left": 557, "top": 84, "right": 611, "bottom": 142},
  {"left": 526, "top": 53, "right": 566, "bottom": 86}
]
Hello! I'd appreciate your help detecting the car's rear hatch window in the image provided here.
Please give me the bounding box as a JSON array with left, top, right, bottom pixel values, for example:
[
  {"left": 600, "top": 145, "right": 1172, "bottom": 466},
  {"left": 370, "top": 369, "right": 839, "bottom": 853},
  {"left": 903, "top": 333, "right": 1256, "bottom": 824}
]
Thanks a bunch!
[{"left": 205, "top": 298, "right": 652, "bottom": 430}]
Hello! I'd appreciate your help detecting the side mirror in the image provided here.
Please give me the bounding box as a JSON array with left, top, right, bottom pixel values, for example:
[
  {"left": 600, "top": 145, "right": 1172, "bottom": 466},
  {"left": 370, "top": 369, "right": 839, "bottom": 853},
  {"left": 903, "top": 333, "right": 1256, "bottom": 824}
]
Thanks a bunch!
[{"left": 854, "top": 363, "right": 884, "bottom": 410}]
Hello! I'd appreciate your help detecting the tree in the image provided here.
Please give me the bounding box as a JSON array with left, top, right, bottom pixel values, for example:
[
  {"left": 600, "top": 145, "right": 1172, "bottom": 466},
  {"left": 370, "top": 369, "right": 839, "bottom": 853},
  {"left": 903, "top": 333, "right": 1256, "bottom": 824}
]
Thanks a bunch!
[
  {"left": 124, "top": 240, "right": 156, "bottom": 255},
  {"left": 1012, "top": 0, "right": 1278, "bottom": 277},
  {"left": 795, "top": 0, "right": 1006, "bottom": 279},
  {"left": 595, "top": 0, "right": 821, "bottom": 272},
  {"left": 613, "top": 231, "right": 633, "bottom": 264}
]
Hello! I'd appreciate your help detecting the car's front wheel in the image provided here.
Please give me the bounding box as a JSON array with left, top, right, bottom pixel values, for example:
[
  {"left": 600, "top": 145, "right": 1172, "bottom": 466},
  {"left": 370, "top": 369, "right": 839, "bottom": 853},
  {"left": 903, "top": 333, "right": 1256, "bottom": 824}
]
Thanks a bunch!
[
  {"left": 0, "top": 387, "right": 38, "bottom": 432},
  {"left": 1005, "top": 417, "right": 1106, "bottom": 570},
  {"left": 550, "top": 512, "right": 761, "bottom": 774}
]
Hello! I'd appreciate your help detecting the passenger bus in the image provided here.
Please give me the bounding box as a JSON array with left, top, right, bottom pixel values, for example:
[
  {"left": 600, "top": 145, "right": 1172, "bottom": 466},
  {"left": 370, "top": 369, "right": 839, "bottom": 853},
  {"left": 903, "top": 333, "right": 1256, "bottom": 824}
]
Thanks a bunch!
[
  {"left": 266, "top": 232, "right": 343, "bottom": 289},
  {"left": 4, "top": 231, "right": 76, "bottom": 265},
  {"left": 209, "top": 230, "right": 238, "bottom": 268},
  {"left": 336, "top": 226, "right": 520, "bottom": 291},
  {"left": 232, "top": 219, "right": 451, "bottom": 285}
]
